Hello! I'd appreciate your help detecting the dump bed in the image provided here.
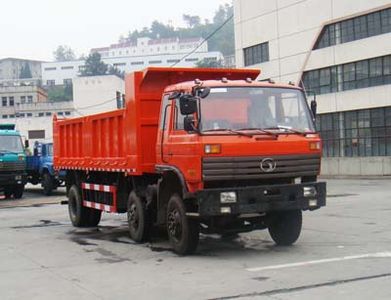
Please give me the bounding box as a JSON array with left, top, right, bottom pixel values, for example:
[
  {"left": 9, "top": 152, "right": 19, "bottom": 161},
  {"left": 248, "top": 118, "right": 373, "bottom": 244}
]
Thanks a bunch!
[{"left": 53, "top": 67, "right": 260, "bottom": 175}]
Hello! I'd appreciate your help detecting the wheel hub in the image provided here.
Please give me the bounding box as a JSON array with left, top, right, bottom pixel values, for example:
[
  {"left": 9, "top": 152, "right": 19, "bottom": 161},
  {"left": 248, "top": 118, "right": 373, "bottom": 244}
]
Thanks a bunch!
[{"left": 168, "top": 209, "right": 182, "bottom": 242}]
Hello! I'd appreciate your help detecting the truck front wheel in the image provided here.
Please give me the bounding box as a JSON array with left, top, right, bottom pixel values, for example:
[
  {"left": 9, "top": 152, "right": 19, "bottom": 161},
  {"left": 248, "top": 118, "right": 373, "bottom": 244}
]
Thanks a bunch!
[
  {"left": 68, "top": 185, "right": 101, "bottom": 227},
  {"left": 127, "top": 191, "right": 150, "bottom": 242},
  {"left": 167, "top": 194, "right": 199, "bottom": 255},
  {"left": 268, "top": 210, "right": 302, "bottom": 246},
  {"left": 42, "top": 173, "right": 54, "bottom": 196},
  {"left": 13, "top": 185, "right": 24, "bottom": 199}
]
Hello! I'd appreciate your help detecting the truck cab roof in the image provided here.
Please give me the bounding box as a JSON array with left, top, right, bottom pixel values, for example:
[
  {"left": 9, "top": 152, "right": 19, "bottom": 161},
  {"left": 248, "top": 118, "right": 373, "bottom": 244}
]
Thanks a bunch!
[{"left": 164, "top": 79, "right": 302, "bottom": 94}]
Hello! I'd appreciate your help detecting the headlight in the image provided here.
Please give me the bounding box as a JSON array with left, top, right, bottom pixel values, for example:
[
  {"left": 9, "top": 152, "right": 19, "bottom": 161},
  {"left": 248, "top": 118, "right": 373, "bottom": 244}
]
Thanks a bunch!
[
  {"left": 303, "top": 186, "right": 317, "bottom": 197},
  {"left": 220, "top": 191, "right": 237, "bottom": 203},
  {"left": 204, "top": 144, "right": 221, "bottom": 154},
  {"left": 15, "top": 175, "right": 22, "bottom": 180},
  {"left": 309, "top": 141, "right": 321, "bottom": 150}
]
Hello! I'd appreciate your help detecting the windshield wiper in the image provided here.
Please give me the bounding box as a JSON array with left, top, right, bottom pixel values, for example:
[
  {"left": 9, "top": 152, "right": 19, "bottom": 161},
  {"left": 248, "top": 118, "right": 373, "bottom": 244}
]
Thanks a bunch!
[
  {"left": 264, "top": 125, "right": 307, "bottom": 136},
  {"left": 236, "top": 127, "right": 277, "bottom": 137},
  {"left": 202, "top": 128, "right": 253, "bottom": 138}
]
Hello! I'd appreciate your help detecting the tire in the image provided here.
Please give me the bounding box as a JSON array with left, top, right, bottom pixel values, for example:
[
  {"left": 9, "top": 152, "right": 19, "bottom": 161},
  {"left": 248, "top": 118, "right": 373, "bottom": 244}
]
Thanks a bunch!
[
  {"left": 13, "top": 185, "right": 24, "bottom": 199},
  {"left": 42, "top": 173, "right": 54, "bottom": 196},
  {"left": 127, "top": 191, "right": 150, "bottom": 242},
  {"left": 268, "top": 210, "right": 302, "bottom": 246},
  {"left": 4, "top": 186, "right": 13, "bottom": 199},
  {"left": 167, "top": 194, "right": 199, "bottom": 255},
  {"left": 68, "top": 185, "right": 102, "bottom": 227}
]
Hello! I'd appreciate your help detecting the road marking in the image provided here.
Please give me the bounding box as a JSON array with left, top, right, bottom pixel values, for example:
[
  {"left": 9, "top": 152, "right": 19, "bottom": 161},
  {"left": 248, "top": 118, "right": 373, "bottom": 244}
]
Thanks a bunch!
[{"left": 247, "top": 251, "right": 391, "bottom": 272}]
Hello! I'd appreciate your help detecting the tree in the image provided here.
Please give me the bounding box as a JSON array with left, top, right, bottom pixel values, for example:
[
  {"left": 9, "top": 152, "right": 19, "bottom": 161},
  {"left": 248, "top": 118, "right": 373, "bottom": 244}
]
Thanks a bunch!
[
  {"left": 183, "top": 14, "right": 201, "bottom": 28},
  {"left": 53, "top": 45, "right": 76, "bottom": 62},
  {"left": 108, "top": 65, "right": 125, "bottom": 79},
  {"left": 19, "top": 62, "right": 32, "bottom": 79},
  {"left": 80, "top": 53, "right": 108, "bottom": 76},
  {"left": 196, "top": 58, "right": 224, "bottom": 68}
]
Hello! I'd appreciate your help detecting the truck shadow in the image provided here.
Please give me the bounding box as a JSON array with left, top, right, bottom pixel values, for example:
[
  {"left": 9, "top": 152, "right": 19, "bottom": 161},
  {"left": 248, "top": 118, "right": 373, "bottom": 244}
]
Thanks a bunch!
[{"left": 66, "top": 223, "right": 290, "bottom": 258}]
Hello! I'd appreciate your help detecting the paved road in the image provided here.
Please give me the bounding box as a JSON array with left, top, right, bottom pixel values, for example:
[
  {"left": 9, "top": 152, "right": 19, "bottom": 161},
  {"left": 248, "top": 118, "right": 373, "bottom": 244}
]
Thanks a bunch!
[{"left": 0, "top": 180, "right": 390, "bottom": 300}]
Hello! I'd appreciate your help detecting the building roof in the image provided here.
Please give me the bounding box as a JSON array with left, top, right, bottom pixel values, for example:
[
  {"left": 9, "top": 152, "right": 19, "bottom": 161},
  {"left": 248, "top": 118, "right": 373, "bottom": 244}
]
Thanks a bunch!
[{"left": 0, "top": 57, "right": 46, "bottom": 63}]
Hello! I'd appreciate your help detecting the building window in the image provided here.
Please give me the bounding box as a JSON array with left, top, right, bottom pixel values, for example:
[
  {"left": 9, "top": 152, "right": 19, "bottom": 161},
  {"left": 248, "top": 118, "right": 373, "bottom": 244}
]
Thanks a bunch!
[
  {"left": 38, "top": 112, "right": 44, "bottom": 117},
  {"left": 185, "top": 58, "right": 199, "bottom": 62},
  {"left": 61, "top": 66, "right": 74, "bottom": 70},
  {"left": 315, "top": 8, "right": 391, "bottom": 49},
  {"left": 18, "top": 113, "right": 25, "bottom": 118},
  {"left": 318, "top": 106, "right": 391, "bottom": 157},
  {"left": 63, "top": 79, "right": 72, "bottom": 86},
  {"left": 302, "top": 54, "right": 391, "bottom": 95},
  {"left": 2, "top": 115, "right": 8, "bottom": 119},
  {"left": 65, "top": 111, "right": 71, "bottom": 116},
  {"left": 243, "top": 42, "right": 269, "bottom": 66},
  {"left": 27, "top": 113, "right": 32, "bottom": 117},
  {"left": 9, "top": 115, "right": 15, "bottom": 118},
  {"left": 113, "top": 63, "right": 126, "bottom": 67},
  {"left": 1, "top": 97, "right": 7, "bottom": 106},
  {"left": 27, "top": 96, "right": 33, "bottom": 103},
  {"left": 45, "top": 112, "right": 52, "bottom": 116},
  {"left": 58, "top": 112, "right": 64, "bottom": 116},
  {"left": 20, "top": 96, "right": 26, "bottom": 104},
  {"left": 167, "top": 59, "right": 180, "bottom": 64},
  {"left": 9, "top": 97, "right": 14, "bottom": 106},
  {"left": 28, "top": 130, "right": 45, "bottom": 139},
  {"left": 47, "top": 80, "right": 55, "bottom": 86},
  {"left": 44, "top": 67, "right": 56, "bottom": 71},
  {"left": 130, "top": 61, "right": 144, "bottom": 65},
  {"left": 149, "top": 60, "right": 162, "bottom": 64}
]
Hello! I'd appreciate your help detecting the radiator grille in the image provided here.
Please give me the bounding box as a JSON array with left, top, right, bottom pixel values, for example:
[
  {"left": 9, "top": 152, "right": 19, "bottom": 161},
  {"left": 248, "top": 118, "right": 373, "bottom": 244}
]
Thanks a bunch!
[
  {"left": 0, "top": 161, "right": 26, "bottom": 172},
  {"left": 202, "top": 154, "right": 320, "bottom": 181}
]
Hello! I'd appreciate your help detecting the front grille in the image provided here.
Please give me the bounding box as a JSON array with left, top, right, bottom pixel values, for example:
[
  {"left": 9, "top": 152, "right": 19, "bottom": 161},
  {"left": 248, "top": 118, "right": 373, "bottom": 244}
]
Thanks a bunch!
[
  {"left": 202, "top": 154, "right": 320, "bottom": 181},
  {"left": 0, "top": 161, "right": 26, "bottom": 172}
]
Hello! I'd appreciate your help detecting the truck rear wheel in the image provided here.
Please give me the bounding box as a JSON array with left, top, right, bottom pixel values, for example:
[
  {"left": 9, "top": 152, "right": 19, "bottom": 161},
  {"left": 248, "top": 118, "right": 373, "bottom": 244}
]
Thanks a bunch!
[
  {"left": 4, "top": 186, "right": 13, "bottom": 199},
  {"left": 268, "top": 210, "right": 302, "bottom": 246},
  {"left": 13, "top": 185, "right": 24, "bottom": 199},
  {"left": 42, "top": 173, "right": 54, "bottom": 196},
  {"left": 127, "top": 191, "right": 150, "bottom": 243},
  {"left": 68, "top": 185, "right": 102, "bottom": 227},
  {"left": 167, "top": 194, "right": 199, "bottom": 255}
]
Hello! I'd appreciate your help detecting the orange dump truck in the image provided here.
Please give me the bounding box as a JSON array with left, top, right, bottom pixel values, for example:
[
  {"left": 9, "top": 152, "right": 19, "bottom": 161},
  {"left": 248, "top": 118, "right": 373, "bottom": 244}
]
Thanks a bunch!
[{"left": 54, "top": 67, "right": 326, "bottom": 255}]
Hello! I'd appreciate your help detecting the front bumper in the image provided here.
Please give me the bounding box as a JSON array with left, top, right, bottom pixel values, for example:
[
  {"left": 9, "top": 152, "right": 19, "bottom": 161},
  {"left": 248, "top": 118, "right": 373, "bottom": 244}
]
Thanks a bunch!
[
  {"left": 194, "top": 182, "right": 326, "bottom": 217},
  {"left": 0, "top": 172, "right": 26, "bottom": 186}
]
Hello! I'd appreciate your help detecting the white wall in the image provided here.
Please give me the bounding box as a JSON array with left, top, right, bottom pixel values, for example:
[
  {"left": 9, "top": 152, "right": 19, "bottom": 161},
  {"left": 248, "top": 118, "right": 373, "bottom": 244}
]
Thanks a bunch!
[{"left": 72, "top": 75, "right": 125, "bottom": 115}]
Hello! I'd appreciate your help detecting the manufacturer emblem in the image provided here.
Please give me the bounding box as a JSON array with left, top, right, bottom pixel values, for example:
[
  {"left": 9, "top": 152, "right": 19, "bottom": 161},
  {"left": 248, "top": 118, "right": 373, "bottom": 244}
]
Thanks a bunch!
[{"left": 260, "top": 158, "right": 277, "bottom": 173}]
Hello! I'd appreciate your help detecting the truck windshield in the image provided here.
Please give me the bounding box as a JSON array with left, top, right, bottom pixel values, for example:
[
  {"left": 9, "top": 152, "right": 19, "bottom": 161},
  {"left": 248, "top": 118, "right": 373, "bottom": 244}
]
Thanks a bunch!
[
  {"left": 0, "top": 135, "right": 24, "bottom": 153},
  {"left": 200, "top": 87, "right": 315, "bottom": 133}
]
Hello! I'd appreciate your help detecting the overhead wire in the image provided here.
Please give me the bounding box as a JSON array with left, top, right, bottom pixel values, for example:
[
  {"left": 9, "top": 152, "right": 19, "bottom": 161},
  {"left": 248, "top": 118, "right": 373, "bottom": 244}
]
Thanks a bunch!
[{"left": 170, "top": 14, "right": 234, "bottom": 67}]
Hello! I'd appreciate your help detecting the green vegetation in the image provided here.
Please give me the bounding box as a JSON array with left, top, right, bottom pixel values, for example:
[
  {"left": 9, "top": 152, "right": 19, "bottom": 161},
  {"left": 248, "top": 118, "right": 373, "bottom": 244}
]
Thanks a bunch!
[
  {"left": 47, "top": 85, "right": 73, "bottom": 102},
  {"left": 121, "top": 3, "right": 234, "bottom": 56},
  {"left": 19, "top": 62, "right": 32, "bottom": 79},
  {"left": 79, "top": 53, "right": 124, "bottom": 78},
  {"left": 53, "top": 45, "right": 76, "bottom": 61}
]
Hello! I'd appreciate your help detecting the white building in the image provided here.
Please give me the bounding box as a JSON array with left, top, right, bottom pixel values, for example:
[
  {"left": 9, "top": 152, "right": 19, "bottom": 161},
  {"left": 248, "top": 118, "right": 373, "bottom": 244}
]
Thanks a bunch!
[
  {"left": 234, "top": 0, "right": 391, "bottom": 176},
  {"left": 72, "top": 75, "right": 124, "bottom": 115},
  {"left": 0, "top": 101, "right": 74, "bottom": 143},
  {"left": 41, "top": 37, "right": 223, "bottom": 86},
  {"left": 92, "top": 37, "right": 208, "bottom": 58}
]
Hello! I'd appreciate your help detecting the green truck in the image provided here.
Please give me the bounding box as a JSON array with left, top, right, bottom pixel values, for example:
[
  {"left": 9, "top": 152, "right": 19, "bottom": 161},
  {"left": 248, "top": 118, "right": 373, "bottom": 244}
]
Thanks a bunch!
[{"left": 0, "top": 124, "right": 26, "bottom": 199}]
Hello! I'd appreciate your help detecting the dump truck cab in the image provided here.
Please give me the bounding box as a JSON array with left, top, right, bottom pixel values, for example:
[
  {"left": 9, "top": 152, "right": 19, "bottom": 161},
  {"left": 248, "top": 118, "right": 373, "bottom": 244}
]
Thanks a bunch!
[
  {"left": 0, "top": 124, "right": 26, "bottom": 199},
  {"left": 155, "top": 78, "right": 325, "bottom": 248}
]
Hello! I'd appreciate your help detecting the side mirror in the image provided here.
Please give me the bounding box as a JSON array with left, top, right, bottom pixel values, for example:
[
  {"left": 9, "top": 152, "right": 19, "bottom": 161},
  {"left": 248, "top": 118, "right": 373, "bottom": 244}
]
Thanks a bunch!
[
  {"left": 193, "top": 87, "right": 211, "bottom": 99},
  {"left": 179, "top": 94, "right": 198, "bottom": 115},
  {"left": 24, "top": 140, "right": 29, "bottom": 148},
  {"left": 184, "top": 115, "right": 196, "bottom": 132}
]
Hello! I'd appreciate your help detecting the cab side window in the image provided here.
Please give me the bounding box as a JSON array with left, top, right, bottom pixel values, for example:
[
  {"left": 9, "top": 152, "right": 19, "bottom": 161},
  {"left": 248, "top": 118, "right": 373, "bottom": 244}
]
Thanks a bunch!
[
  {"left": 174, "top": 99, "right": 185, "bottom": 130},
  {"left": 159, "top": 95, "right": 171, "bottom": 130}
]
